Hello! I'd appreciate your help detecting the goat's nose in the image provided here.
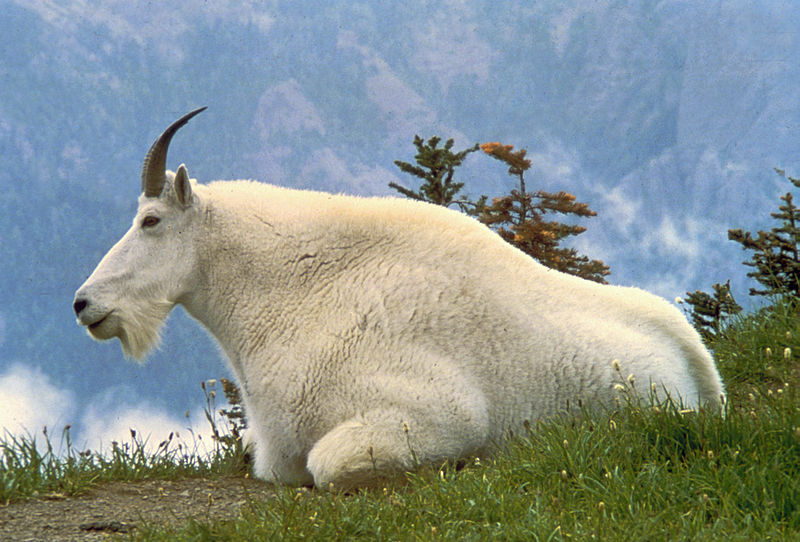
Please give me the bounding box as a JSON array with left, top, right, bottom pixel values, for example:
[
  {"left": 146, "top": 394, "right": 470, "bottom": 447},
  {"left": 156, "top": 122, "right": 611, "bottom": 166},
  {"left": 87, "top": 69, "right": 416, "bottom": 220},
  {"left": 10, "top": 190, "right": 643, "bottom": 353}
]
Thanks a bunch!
[{"left": 73, "top": 298, "right": 88, "bottom": 316}]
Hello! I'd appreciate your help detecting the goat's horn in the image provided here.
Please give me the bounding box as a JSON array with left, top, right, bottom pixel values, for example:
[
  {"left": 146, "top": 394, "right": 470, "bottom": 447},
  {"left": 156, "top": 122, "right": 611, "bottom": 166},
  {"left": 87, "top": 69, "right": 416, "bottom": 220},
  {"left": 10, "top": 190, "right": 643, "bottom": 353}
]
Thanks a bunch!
[{"left": 141, "top": 107, "right": 207, "bottom": 197}]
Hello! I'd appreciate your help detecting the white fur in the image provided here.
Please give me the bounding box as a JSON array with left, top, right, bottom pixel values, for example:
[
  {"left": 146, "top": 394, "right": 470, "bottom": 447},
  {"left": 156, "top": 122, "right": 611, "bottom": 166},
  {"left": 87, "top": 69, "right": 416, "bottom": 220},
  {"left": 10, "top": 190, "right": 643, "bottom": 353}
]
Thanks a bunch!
[{"left": 75, "top": 168, "right": 725, "bottom": 489}]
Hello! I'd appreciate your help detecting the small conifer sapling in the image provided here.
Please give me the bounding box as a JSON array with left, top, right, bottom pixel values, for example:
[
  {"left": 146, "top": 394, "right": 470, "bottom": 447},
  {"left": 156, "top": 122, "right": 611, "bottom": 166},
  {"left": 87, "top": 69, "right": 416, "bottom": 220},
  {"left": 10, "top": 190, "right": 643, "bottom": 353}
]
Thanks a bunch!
[
  {"left": 728, "top": 169, "right": 800, "bottom": 299},
  {"left": 390, "top": 135, "right": 480, "bottom": 212},
  {"left": 478, "top": 142, "right": 610, "bottom": 283},
  {"left": 682, "top": 280, "right": 742, "bottom": 341}
]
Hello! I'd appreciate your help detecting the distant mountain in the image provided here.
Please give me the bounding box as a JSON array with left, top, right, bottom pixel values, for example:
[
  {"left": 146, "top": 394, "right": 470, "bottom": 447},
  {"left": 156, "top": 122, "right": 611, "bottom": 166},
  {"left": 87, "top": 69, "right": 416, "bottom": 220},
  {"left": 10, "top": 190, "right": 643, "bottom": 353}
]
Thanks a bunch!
[{"left": 2, "top": 1, "right": 798, "bottom": 444}]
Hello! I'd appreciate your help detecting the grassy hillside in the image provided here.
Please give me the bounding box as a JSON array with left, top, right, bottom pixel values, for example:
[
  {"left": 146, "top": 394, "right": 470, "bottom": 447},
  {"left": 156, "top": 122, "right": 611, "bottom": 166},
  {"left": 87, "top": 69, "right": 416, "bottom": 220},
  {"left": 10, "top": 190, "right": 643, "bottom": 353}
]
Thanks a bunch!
[{"left": 2, "top": 299, "right": 799, "bottom": 540}]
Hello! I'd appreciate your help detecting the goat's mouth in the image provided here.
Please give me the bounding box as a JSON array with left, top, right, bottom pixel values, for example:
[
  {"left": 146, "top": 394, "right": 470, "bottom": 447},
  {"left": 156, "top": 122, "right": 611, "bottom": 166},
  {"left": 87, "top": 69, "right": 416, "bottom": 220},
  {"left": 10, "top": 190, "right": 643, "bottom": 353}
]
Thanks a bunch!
[
  {"left": 88, "top": 315, "right": 109, "bottom": 331},
  {"left": 84, "top": 312, "right": 119, "bottom": 340}
]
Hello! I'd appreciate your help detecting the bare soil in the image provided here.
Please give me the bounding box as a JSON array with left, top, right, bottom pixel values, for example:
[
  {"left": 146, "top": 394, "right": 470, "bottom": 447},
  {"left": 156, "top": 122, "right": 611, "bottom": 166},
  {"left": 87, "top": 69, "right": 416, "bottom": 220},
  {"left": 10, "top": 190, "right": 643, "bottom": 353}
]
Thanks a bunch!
[{"left": 0, "top": 476, "right": 275, "bottom": 541}]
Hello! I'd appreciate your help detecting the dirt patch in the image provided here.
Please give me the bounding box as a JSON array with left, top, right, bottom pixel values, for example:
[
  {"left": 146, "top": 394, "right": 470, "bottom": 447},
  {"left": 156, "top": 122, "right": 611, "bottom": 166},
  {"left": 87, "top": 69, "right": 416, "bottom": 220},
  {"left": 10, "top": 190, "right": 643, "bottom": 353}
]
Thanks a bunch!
[{"left": 0, "top": 476, "right": 276, "bottom": 541}]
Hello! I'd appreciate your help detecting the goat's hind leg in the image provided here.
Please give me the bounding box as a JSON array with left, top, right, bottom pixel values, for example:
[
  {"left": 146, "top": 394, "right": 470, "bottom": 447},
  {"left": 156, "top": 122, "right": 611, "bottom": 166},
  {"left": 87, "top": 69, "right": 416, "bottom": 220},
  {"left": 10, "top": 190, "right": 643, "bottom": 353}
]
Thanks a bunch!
[{"left": 306, "top": 406, "right": 487, "bottom": 490}]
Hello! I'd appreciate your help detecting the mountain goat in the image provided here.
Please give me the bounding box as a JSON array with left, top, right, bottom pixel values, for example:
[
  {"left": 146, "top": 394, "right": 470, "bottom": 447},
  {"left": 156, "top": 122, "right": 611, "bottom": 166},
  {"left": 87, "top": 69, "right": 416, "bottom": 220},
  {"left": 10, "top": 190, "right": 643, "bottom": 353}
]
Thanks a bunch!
[{"left": 74, "top": 108, "right": 725, "bottom": 489}]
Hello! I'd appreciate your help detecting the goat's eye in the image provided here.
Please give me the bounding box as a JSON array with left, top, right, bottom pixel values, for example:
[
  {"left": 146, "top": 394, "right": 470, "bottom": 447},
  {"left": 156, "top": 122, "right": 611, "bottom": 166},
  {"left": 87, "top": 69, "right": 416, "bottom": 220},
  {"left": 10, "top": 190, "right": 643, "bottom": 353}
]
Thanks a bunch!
[{"left": 142, "top": 216, "right": 160, "bottom": 228}]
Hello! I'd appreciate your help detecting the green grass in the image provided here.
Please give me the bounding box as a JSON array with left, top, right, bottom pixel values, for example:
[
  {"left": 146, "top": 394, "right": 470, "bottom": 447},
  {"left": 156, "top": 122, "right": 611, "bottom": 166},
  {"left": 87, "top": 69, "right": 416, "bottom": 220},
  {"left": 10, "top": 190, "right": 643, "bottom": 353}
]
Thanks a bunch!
[
  {"left": 0, "top": 381, "right": 248, "bottom": 505},
  {"left": 140, "top": 396, "right": 800, "bottom": 541},
  {"left": 4, "top": 299, "right": 800, "bottom": 540}
]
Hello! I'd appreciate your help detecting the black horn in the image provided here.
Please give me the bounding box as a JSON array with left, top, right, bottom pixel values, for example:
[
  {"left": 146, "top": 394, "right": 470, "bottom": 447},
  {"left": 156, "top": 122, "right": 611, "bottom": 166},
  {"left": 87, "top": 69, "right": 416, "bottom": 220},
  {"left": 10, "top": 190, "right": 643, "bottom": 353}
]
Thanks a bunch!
[{"left": 141, "top": 107, "right": 207, "bottom": 197}]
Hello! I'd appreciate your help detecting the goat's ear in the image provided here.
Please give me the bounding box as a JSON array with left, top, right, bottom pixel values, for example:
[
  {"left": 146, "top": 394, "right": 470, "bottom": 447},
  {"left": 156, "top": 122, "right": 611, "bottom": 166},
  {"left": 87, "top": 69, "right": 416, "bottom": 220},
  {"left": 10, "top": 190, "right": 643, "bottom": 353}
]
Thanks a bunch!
[{"left": 174, "top": 164, "right": 193, "bottom": 207}]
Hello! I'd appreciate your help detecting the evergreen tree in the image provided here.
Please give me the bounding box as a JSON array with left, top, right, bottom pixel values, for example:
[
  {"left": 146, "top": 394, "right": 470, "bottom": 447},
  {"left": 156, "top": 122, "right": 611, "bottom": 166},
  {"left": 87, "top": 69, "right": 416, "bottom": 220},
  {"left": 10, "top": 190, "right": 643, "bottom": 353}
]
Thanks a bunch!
[
  {"left": 478, "top": 142, "right": 610, "bottom": 283},
  {"left": 390, "top": 135, "right": 480, "bottom": 212},
  {"left": 682, "top": 280, "right": 742, "bottom": 341},
  {"left": 728, "top": 170, "right": 800, "bottom": 298}
]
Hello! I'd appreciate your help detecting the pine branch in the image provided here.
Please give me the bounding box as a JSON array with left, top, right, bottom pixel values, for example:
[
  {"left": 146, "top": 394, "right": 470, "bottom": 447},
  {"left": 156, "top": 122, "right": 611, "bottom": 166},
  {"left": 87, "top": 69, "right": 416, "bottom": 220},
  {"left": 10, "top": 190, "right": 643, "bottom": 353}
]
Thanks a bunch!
[{"left": 387, "top": 182, "right": 425, "bottom": 202}]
